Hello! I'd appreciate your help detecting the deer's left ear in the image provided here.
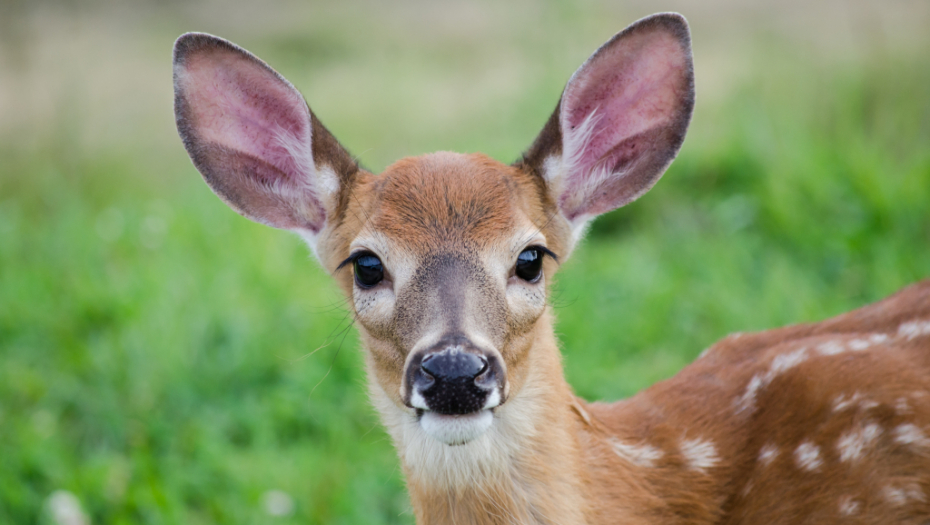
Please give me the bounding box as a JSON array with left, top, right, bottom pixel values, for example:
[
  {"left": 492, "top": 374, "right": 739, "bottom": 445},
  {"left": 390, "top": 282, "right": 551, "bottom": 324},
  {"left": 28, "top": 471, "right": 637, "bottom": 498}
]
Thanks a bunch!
[
  {"left": 173, "top": 32, "right": 359, "bottom": 251},
  {"left": 517, "top": 13, "right": 694, "bottom": 241}
]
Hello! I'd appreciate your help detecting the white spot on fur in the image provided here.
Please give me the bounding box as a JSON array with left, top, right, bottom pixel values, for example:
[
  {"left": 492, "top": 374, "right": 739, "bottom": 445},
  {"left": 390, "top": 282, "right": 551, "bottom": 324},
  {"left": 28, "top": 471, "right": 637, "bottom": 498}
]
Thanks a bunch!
[
  {"left": 680, "top": 438, "right": 719, "bottom": 472},
  {"left": 884, "top": 486, "right": 908, "bottom": 506},
  {"left": 847, "top": 338, "right": 871, "bottom": 351},
  {"left": 758, "top": 443, "right": 779, "bottom": 466},
  {"left": 735, "top": 374, "right": 766, "bottom": 414},
  {"left": 898, "top": 319, "right": 930, "bottom": 340},
  {"left": 609, "top": 439, "right": 664, "bottom": 468},
  {"left": 892, "top": 423, "right": 930, "bottom": 448},
  {"left": 838, "top": 495, "right": 860, "bottom": 516},
  {"left": 837, "top": 422, "right": 882, "bottom": 462},
  {"left": 794, "top": 441, "right": 823, "bottom": 471},
  {"left": 817, "top": 333, "right": 887, "bottom": 357},
  {"left": 817, "top": 340, "right": 846, "bottom": 356},
  {"left": 832, "top": 392, "right": 864, "bottom": 412},
  {"left": 772, "top": 347, "right": 809, "bottom": 374},
  {"left": 894, "top": 397, "right": 912, "bottom": 415},
  {"left": 735, "top": 347, "right": 808, "bottom": 414},
  {"left": 882, "top": 484, "right": 925, "bottom": 506}
]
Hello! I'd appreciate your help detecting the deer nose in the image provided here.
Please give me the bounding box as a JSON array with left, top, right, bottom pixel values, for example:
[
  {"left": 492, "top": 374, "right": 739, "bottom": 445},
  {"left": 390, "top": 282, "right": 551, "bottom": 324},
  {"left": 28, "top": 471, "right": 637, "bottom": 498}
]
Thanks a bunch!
[
  {"left": 410, "top": 339, "right": 499, "bottom": 415},
  {"left": 421, "top": 351, "right": 487, "bottom": 382}
]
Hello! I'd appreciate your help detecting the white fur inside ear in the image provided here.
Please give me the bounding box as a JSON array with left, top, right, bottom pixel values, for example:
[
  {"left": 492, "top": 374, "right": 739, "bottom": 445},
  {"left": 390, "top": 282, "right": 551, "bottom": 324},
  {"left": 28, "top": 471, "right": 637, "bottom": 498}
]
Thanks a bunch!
[
  {"left": 561, "top": 107, "right": 602, "bottom": 178},
  {"left": 558, "top": 105, "right": 639, "bottom": 227},
  {"left": 275, "top": 125, "right": 343, "bottom": 258},
  {"left": 274, "top": 125, "right": 315, "bottom": 184},
  {"left": 541, "top": 154, "right": 594, "bottom": 249},
  {"left": 273, "top": 125, "right": 341, "bottom": 207},
  {"left": 542, "top": 108, "right": 602, "bottom": 188}
]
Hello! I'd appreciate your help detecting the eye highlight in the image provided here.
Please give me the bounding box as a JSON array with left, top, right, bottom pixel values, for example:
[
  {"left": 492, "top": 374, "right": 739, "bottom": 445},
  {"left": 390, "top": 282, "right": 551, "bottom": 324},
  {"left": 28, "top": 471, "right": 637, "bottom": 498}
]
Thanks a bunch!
[
  {"left": 515, "top": 247, "right": 544, "bottom": 282},
  {"left": 353, "top": 252, "right": 384, "bottom": 288}
]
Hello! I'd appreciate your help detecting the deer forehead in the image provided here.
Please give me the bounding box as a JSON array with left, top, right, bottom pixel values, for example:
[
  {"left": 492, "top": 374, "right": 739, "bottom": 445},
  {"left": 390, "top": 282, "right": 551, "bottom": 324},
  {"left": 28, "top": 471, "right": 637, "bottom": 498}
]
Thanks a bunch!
[{"left": 343, "top": 152, "right": 559, "bottom": 268}]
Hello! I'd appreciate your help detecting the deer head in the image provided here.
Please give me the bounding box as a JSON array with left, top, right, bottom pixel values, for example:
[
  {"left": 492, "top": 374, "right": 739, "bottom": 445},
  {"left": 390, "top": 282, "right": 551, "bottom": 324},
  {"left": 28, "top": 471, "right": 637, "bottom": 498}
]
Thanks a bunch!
[{"left": 173, "top": 13, "right": 693, "bottom": 450}]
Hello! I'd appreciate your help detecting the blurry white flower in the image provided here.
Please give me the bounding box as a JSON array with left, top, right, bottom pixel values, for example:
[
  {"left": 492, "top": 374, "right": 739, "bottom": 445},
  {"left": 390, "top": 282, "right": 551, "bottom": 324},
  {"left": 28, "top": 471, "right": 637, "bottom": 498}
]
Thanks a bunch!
[
  {"left": 45, "top": 490, "right": 89, "bottom": 525},
  {"left": 261, "top": 489, "right": 295, "bottom": 518}
]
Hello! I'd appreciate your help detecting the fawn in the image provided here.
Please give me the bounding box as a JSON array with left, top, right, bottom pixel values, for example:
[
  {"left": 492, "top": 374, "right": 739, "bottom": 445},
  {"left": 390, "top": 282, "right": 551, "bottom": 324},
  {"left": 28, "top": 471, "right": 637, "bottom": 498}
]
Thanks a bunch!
[{"left": 173, "top": 12, "right": 930, "bottom": 524}]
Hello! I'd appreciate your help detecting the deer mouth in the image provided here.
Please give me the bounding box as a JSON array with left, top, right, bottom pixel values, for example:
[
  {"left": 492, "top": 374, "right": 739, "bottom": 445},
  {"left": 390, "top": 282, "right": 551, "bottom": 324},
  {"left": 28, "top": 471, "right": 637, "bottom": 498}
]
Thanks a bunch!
[
  {"left": 411, "top": 372, "right": 503, "bottom": 445},
  {"left": 417, "top": 409, "right": 495, "bottom": 446}
]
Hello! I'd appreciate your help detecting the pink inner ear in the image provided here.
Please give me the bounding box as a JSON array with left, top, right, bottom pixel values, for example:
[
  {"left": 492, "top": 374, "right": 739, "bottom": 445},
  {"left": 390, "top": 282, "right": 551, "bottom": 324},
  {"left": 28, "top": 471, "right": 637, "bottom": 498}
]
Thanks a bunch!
[
  {"left": 559, "top": 29, "right": 689, "bottom": 199},
  {"left": 179, "top": 48, "right": 313, "bottom": 186}
]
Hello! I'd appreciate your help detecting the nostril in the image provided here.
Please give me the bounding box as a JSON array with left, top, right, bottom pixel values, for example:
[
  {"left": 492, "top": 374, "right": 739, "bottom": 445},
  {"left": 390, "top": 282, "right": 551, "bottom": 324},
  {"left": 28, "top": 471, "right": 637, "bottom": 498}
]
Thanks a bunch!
[
  {"left": 476, "top": 359, "right": 489, "bottom": 377},
  {"left": 421, "top": 351, "right": 487, "bottom": 380},
  {"left": 414, "top": 367, "right": 435, "bottom": 390}
]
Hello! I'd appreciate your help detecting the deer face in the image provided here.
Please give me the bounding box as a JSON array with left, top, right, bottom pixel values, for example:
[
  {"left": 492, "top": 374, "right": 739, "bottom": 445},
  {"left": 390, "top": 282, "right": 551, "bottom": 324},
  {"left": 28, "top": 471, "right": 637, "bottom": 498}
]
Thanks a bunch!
[
  {"left": 323, "top": 153, "right": 570, "bottom": 445},
  {"left": 173, "top": 13, "right": 693, "bottom": 447}
]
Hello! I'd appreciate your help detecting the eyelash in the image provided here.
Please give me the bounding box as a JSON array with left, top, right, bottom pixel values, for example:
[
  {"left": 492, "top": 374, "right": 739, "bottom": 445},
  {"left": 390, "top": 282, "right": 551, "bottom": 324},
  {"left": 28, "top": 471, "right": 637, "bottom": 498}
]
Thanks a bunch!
[
  {"left": 337, "top": 251, "right": 368, "bottom": 271},
  {"left": 529, "top": 246, "right": 558, "bottom": 262}
]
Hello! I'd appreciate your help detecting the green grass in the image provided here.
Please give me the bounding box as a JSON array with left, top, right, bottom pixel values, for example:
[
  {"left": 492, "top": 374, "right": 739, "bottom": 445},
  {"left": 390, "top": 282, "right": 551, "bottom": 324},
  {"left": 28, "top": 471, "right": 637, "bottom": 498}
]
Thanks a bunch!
[{"left": 1, "top": 2, "right": 929, "bottom": 524}]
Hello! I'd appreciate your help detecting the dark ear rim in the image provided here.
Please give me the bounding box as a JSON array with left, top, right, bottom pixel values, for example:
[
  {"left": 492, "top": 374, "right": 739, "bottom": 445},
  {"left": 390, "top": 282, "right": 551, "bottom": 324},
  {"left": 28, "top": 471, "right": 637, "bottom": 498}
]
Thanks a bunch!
[
  {"left": 172, "top": 31, "right": 309, "bottom": 166},
  {"left": 172, "top": 32, "right": 363, "bottom": 234},
  {"left": 567, "top": 12, "right": 693, "bottom": 92},
  {"left": 173, "top": 31, "right": 298, "bottom": 93},
  {"left": 515, "top": 12, "right": 695, "bottom": 194}
]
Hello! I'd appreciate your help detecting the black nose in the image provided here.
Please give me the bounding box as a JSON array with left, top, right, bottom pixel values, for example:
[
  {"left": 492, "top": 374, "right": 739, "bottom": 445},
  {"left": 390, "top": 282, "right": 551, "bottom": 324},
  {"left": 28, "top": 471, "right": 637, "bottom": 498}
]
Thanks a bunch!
[
  {"left": 411, "top": 337, "right": 497, "bottom": 415},
  {"left": 421, "top": 351, "right": 487, "bottom": 382}
]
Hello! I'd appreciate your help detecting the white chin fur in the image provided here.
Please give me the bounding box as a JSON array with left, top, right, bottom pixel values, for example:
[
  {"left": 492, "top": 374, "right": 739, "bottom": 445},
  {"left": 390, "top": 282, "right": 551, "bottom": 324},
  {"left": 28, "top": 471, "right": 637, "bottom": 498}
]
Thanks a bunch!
[{"left": 420, "top": 410, "right": 493, "bottom": 446}]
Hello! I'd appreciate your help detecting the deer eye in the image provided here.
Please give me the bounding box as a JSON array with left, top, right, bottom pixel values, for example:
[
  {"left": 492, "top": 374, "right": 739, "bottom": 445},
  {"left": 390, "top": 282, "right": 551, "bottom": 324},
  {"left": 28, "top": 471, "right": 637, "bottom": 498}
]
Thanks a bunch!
[
  {"left": 515, "top": 248, "right": 543, "bottom": 283},
  {"left": 354, "top": 253, "right": 384, "bottom": 288}
]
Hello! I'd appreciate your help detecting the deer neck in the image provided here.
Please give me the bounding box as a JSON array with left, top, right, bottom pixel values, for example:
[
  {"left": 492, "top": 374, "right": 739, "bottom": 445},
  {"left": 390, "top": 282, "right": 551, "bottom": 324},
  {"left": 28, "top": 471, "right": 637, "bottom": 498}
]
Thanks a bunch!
[{"left": 368, "top": 311, "right": 593, "bottom": 524}]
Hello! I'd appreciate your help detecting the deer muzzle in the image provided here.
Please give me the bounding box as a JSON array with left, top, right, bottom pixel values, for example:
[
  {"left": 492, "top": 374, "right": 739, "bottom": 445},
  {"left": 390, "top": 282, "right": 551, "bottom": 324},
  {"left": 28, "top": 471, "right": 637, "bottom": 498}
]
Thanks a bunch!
[{"left": 403, "top": 334, "right": 506, "bottom": 445}]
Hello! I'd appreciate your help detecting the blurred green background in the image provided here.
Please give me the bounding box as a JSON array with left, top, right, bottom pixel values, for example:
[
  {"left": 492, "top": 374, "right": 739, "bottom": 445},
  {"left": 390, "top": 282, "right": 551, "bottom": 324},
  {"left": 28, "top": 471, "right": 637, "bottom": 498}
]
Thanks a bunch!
[{"left": 1, "top": 0, "right": 928, "bottom": 523}]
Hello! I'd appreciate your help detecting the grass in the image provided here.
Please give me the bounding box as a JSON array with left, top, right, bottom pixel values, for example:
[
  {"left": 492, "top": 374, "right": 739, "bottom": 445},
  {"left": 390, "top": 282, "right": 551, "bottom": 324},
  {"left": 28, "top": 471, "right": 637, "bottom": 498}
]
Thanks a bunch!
[{"left": 1, "top": 2, "right": 929, "bottom": 523}]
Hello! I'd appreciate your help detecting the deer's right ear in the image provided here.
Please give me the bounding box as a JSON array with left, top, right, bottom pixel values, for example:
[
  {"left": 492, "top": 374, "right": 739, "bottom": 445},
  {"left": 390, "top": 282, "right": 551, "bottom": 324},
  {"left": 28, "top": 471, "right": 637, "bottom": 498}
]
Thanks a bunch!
[
  {"left": 173, "top": 33, "right": 357, "bottom": 245},
  {"left": 517, "top": 13, "right": 694, "bottom": 245}
]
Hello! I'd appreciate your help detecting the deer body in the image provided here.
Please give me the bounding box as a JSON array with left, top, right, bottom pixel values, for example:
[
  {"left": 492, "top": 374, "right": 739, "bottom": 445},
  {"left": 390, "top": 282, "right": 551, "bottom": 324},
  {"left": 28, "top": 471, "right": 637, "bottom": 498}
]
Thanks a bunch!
[{"left": 172, "top": 13, "right": 930, "bottom": 524}]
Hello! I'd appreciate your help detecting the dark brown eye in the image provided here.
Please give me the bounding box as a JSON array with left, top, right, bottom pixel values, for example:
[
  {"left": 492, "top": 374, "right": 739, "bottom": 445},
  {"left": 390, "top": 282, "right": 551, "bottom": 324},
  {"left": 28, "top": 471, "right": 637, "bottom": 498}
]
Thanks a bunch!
[
  {"left": 515, "top": 248, "right": 543, "bottom": 282},
  {"left": 354, "top": 253, "right": 384, "bottom": 288}
]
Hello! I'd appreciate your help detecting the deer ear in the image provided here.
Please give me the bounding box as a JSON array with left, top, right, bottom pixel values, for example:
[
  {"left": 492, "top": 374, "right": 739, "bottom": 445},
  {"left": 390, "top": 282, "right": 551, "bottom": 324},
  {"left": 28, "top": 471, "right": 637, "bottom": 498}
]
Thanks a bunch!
[
  {"left": 518, "top": 13, "right": 694, "bottom": 240},
  {"left": 173, "top": 32, "right": 358, "bottom": 244}
]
